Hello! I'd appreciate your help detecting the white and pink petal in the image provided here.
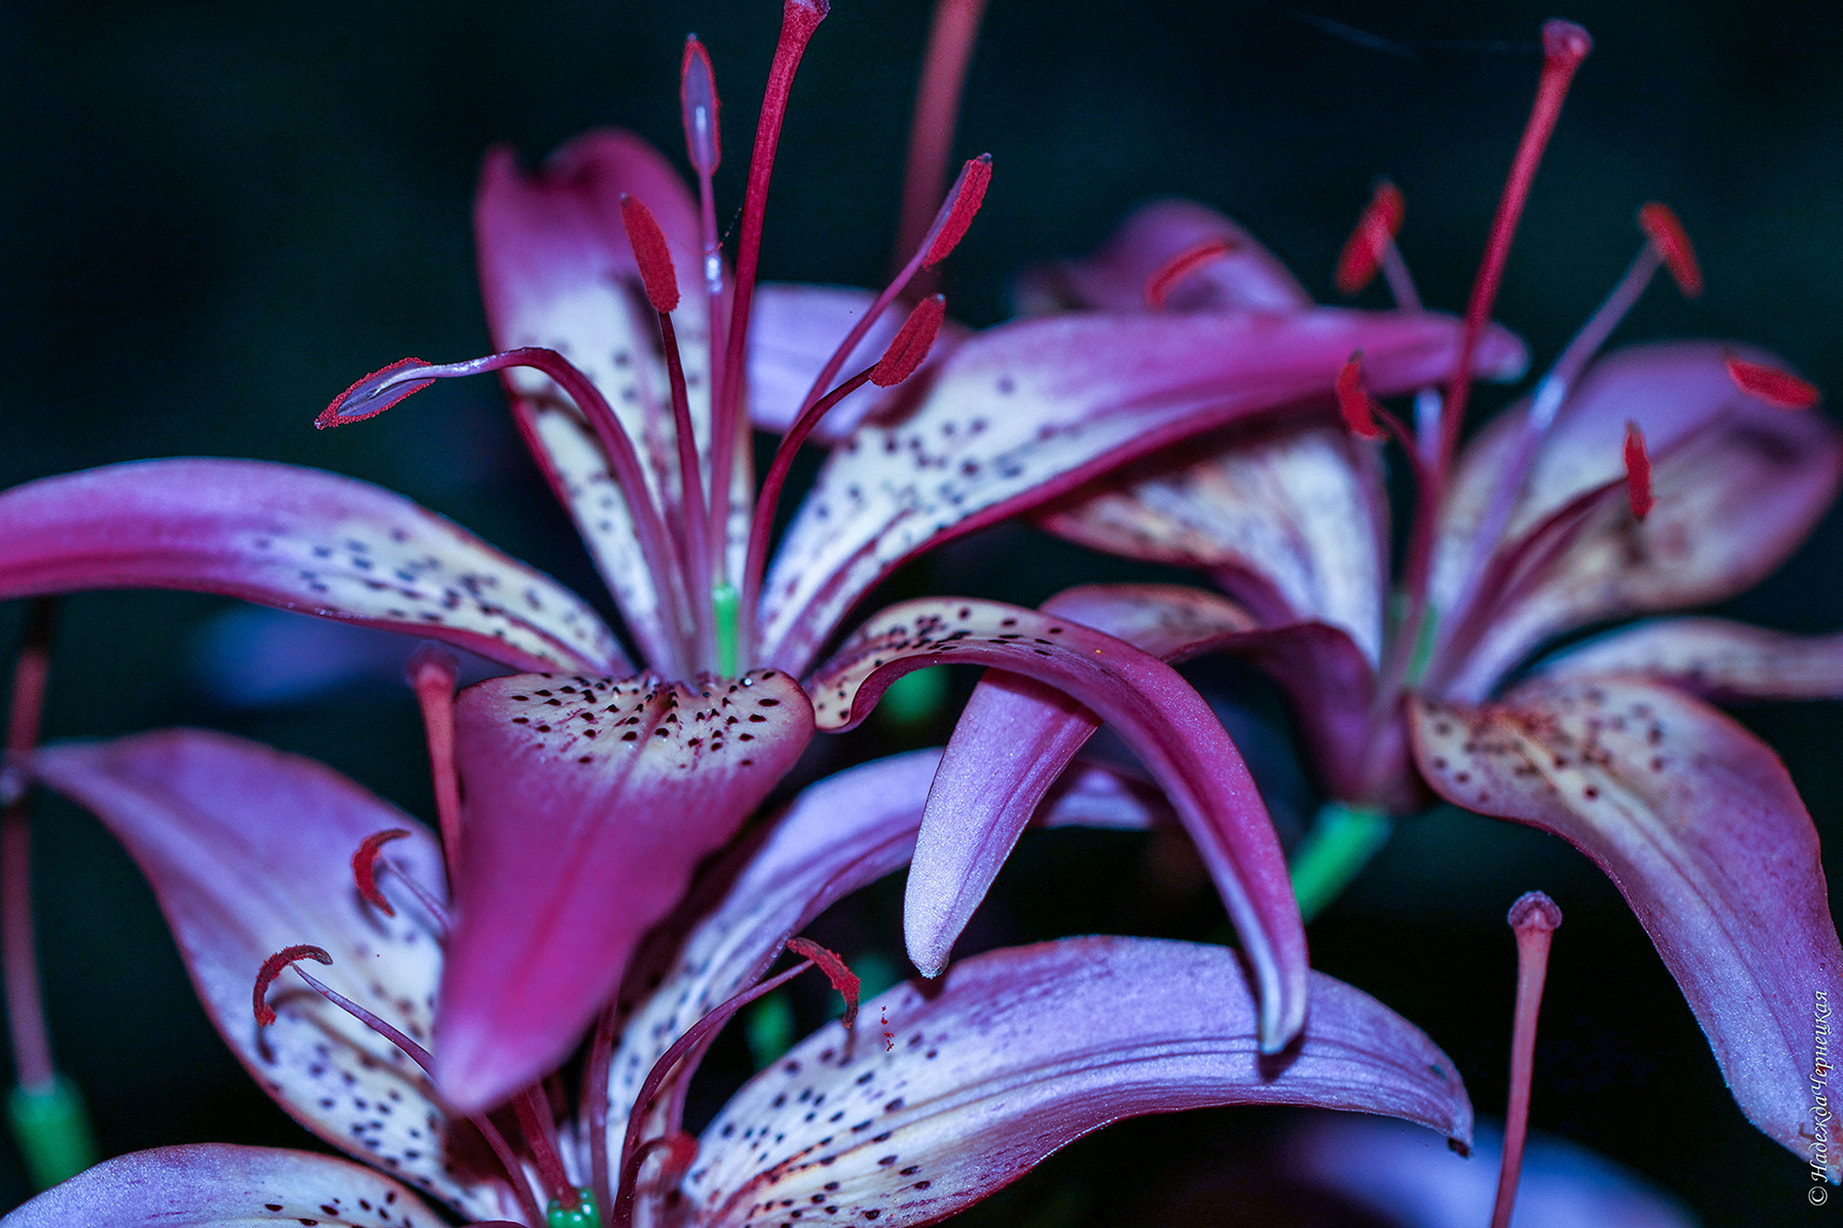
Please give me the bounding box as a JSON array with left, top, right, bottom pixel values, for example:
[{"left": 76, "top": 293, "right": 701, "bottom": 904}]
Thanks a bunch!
[
  {"left": 0, "top": 459, "right": 623, "bottom": 675},
  {"left": 436, "top": 670, "right": 814, "bottom": 1113},
  {"left": 29, "top": 732, "right": 511, "bottom": 1220},
  {"left": 681, "top": 938, "right": 1471, "bottom": 1228},
  {"left": 1409, "top": 678, "right": 1843, "bottom": 1174},
  {"left": 2, "top": 1145, "right": 451, "bottom": 1228},
  {"left": 1538, "top": 616, "right": 1843, "bottom": 701}
]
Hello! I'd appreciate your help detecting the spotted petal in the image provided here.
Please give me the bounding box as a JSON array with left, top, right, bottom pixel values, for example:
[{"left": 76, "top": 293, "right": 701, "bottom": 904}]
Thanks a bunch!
[
  {"left": 1429, "top": 343, "right": 1843, "bottom": 699},
  {"left": 608, "top": 752, "right": 1169, "bottom": 1140},
  {"left": 436, "top": 670, "right": 814, "bottom": 1113},
  {"left": 905, "top": 585, "right": 1382, "bottom": 978},
  {"left": 681, "top": 937, "right": 1471, "bottom": 1228},
  {"left": 806, "top": 597, "right": 1305, "bottom": 1050},
  {"left": 29, "top": 732, "right": 512, "bottom": 1221},
  {"left": 2, "top": 1145, "right": 451, "bottom": 1228},
  {"left": 746, "top": 283, "right": 968, "bottom": 441},
  {"left": 1014, "top": 198, "right": 1314, "bottom": 315},
  {"left": 1037, "top": 421, "right": 1391, "bottom": 661},
  {"left": 477, "top": 130, "right": 736, "bottom": 668},
  {"left": 760, "top": 306, "right": 1524, "bottom": 673},
  {"left": 1409, "top": 679, "right": 1843, "bottom": 1173},
  {"left": 0, "top": 458, "right": 623, "bottom": 675},
  {"left": 1539, "top": 616, "right": 1843, "bottom": 701}
]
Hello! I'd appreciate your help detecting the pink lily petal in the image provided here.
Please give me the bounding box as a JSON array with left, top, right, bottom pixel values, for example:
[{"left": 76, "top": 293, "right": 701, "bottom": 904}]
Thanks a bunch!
[
  {"left": 29, "top": 731, "right": 513, "bottom": 1221},
  {"left": 682, "top": 937, "right": 1471, "bottom": 1227},
  {"left": 1038, "top": 422, "right": 1392, "bottom": 661},
  {"left": 806, "top": 596, "right": 1306, "bottom": 1051},
  {"left": 907, "top": 584, "right": 1389, "bottom": 977},
  {"left": 0, "top": 457, "right": 624, "bottom": 676},
  {"left": 1284, "top": 1115, "right": 1696, "bottom": 1228},
  {"left": 2, "top": 1144, "right": 449, "bottom": 1228},
  {"left": 1430, "top": 343, "right": 1843, "bottom": 699},
  {"left": 476, "top": 129, "right": 735, "bottom": 661},
  {"left": 1540, "top": 616, "right": 1843, "bottom": 701},
  {"left": 1015, "top": 198, "right": 1314, "bottom": 315},
  {"left": 760, "top": 307, "right": 1525, "bottom": 674},
  {"left": 746, "top": 283, "right": 968, "bottom": 441},
  {"left": 437, "top": 669, "right": 815, "bottom": 1113},
  {"left": 608, "top": 751, "right": 1170, "bottom": 1135},
  {"left": 1409, "top": 679, "right": 1843, "bottom": 1173}
]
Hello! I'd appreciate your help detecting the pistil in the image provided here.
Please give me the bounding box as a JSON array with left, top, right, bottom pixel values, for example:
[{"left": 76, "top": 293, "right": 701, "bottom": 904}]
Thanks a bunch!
[{"left": 1491, "top": 891, "right": 1563, "bottom": 1228}]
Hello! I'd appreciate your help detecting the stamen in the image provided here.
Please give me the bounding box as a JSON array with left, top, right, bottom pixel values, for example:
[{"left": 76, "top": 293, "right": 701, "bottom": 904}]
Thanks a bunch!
[
  {"left": 620, "top": 196, "right": 681, "bottom": 314},
  {"left": 1144, "top": 240, "right": 1238, "bottom": 311},
  {"left": 352, "top": 829, "right": 412, "bottom": 917},
  {"left": 1491, "top": 891, "right": 1563, "bottom": 1228},
  {"left": 1333, "top": 180, "right": 1405, "bottom": 297},
  {"left": 895, "top": 0, "right": 992, "bottom": 273},
  {"left": 1622, "top": 421, "right": 1653, "bottom": 520},
  {"left": 253, "top": 944, "right": 333, "bottom": 1028},
  {"left": 785, "top": 936, "right": 860, "bottom": 1027},
  {"left": 317, "top": 358, "right": 436, "bottom": 426},
  {"left": 1436, "top": 20, "right": 1592, "bottom": 474},
  {"left": 1727, "top": 355, "right": 1821, "bottom": 409},
  {"left": 1335, "top": 352, "right": 1389, "bottom": 441},
  {"left": 680, "top": 37, "right": 721, "bottom": 177},
  {"left": 743, "top": 297, "right": 951, "bottom": 629},
  {"left": 318, "top": 349, "right": 691, "bottom": 669},
  {"left": 869, "top": 295, "right": 948, "bottom": 388},
  {"left": 1637, "top": 202, "right": 1701, "bottom": 298},
  {"left": 921, "top": 153, "right": 993, "bottom": 269},
  {"left": 516, "top": 1087, "right": 581, "bottom": 1211},
  {"left": 406, "top": 643, "right": 463, "bottom": 880},
  {"left": 623, "top": 195, "right": 716, "bottom": 668}
]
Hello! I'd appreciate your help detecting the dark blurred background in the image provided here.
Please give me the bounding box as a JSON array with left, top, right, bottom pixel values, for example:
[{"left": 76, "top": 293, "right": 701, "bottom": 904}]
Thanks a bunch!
[{"left": 2, "top": 0, "right": 1840, "bottom": 1223}]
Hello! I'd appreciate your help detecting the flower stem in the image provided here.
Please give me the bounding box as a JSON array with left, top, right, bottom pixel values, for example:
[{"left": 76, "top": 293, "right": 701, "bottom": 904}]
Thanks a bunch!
[
  {"left": 1287, "top": 802, "right": 1390, "bottom": 922},
  {"left": 7, "top": 1076, "right": 95, "bottom": 1191}
]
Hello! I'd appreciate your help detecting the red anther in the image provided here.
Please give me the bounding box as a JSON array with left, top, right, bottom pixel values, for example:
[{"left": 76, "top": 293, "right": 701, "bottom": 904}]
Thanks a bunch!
[
  {"left": 1335, "top": 353, "right": 1388, "bottom": 441},
  {"left": 1726, "top": 355, "right": 1820, "bottom": 409},
  {"left": 1636, "top": 202, "right": 1702, "bottom": 298},
  {"left": 680, "top": 36, "right": 721, "bottom": 176},
  {"left": 1622, "top": 421, "right": 1654, "bottom": 521},
  {"left": 253, "top": 944, "right": 333, "bottom": 1027},
  {"left": 786, "top": 936, "right": 859, "bottom": 1027},
  {"left": 316, "top": 357, "right": 436, "bottom": 429},
  {"left": 1144, "top": 239, "right": 1238, "bottom": 310},
  {"left": 621, "top": 196, "right": 681, "bottom": 314},
  {"left": 1333, "top": 180, "right": 1405, "bottom": 297},
  {"left": 353, "top": 829, "right": 413, "bottom": 917},
  {"left": 870, "top": 295, "right": 947, "bottom": 388},
  {"left": 922, "top": 154, "right": 992, "bottom": 269}
]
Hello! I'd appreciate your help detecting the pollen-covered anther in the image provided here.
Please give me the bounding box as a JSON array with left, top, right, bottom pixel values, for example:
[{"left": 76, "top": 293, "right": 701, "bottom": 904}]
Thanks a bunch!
[
  {"left": 1333, "top": 180, "right": 1405, "bottom": 296},
  {"left": 1144, "top": 239, "right": 1238, "bottom": 310},
  {"left": 1335, "top": 352, "right": 1388, "bottom": 441},
  {"left": 786, "top": 936, "right": 860, "bottom": 1027},
  {"left": 922, "top": 154, "right": 992, "bottom": 268},
  {"left": 870, "top": 295, "right": 947, "bottom": 387},
  {"left": 316, "top": 357, "right": 436, "bottom": 429},
  {"left": 253, "top": 944, "right": 333, "bottom": 1027},
  {"left": 352, "top": 828, "right": 413, "bottom": 917},
  {"left": 1622, "top": 421, "right": 1653, "bottom": 520},
  {"left": 621, "top": 196, "right": 682, "bottom": 314},
  {"left": 1636, "top": 202, "right": 1701, "bottom": 298},
  {"left": 680, "top": 36, "right": 721, "bottom": 175},
  {"left": 1726, "top": 355, "right": 1821, "bottom": 410}
]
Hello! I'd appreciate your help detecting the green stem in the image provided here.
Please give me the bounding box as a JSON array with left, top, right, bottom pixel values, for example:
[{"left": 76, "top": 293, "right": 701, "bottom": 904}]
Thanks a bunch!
[
  {"left": 1289, "top": 802, "right": 1392, "bottom": 922},
  {"left": 712, "top": 581, "right": 740, "bottom": 678},
  {"left": 8, "top": 1075, "right": 96, "bottom": 1190}
]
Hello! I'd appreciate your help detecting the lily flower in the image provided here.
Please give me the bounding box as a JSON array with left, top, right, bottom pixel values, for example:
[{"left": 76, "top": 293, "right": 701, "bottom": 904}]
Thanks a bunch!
[
  {"left": 907, "top": 21, "right": 1843, "bottom": 1175},
  {"left": 6, "top": 726, "right": 1473, "bottom": 1228},
  {"left": 0, "top": 0, "right": 1522, "bottom": 1110}
]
